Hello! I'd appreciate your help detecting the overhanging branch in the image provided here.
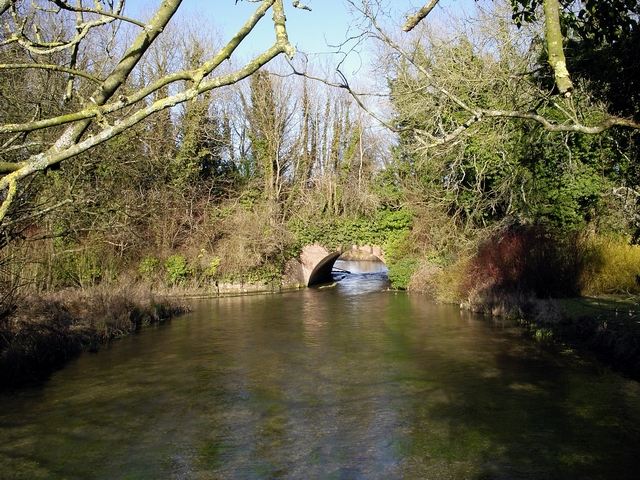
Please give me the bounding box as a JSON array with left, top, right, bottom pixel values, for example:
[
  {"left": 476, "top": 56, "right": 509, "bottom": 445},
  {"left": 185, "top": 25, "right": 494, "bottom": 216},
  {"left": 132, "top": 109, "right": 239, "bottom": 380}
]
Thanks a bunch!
[
  {"left": 481, "top": 109, "right": 640, "bottom": 133},
  {"left": 0, "top": 63, "right": 102, "bottom": 84},
  {"left": 414, "top": 108, "right": 640, "bottom": 150},
  {"left": 0, "top": 0, "right": 297, "bottom": 224},
  {"left": 402, "top": 0, "right": 440, "bottom": 32}
]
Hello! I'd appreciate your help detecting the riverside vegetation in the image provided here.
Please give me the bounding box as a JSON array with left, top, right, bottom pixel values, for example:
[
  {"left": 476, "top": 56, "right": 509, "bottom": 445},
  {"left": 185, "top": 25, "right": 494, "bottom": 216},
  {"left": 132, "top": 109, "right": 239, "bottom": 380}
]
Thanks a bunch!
[{"left": 1, "top": 0, "right": 640, "bottom": 386}]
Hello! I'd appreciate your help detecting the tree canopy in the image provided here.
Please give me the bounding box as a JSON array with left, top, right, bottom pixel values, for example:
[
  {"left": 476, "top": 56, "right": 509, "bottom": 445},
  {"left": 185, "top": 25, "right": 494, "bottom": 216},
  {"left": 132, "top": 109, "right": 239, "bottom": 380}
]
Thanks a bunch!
[
  {"left": 0, "top": 0, "right": 638, "bottom": 291},
  {"left": 1, "top": 0, "right": 639, "bottom": 227}
]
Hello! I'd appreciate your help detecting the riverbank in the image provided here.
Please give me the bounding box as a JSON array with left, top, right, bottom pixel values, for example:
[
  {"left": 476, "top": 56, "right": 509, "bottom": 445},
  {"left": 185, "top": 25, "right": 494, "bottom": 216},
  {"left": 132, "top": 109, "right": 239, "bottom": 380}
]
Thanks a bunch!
[
  {"left": 0, "top": 286, "right": 190, "bottom": 389},
  {"left": 460, "top": 291, "right": 640, "bottom": 382},
  {"left": 0, "top": 277, "right": 310, "bottom": 390}
]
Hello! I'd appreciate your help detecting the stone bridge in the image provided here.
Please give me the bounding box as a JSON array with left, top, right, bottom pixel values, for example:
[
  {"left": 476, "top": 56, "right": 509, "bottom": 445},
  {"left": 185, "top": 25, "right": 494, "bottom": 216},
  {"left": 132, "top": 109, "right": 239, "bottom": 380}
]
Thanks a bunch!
[{"left": 283, "top": 244, "right": 386, "bottom": 287}]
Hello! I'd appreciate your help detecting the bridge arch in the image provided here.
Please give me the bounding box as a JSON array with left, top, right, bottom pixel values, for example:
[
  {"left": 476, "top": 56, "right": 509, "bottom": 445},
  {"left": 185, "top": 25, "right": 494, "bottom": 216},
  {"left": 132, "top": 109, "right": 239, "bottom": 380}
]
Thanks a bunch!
[
  {"left": 282, "top": 244, "right": 385, "bottom": 287},
  {"left": 307, "top": 251, "right": 343, "bottom": 287}
]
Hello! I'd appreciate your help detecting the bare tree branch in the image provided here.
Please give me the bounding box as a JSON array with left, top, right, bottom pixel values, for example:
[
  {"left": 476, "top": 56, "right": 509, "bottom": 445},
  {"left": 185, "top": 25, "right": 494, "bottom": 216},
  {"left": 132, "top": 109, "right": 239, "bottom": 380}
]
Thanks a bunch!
[
  {"left": 292, "top": 0, "right": 311, "bottom": 11},
  {"left": 289, "top": 65, "right": 398, "bottom": 132},
  {"left": 0, "top": 0, "right": 299, "bottom": 223},
  {"left": 48, "top": 0, "right": 147, "bottom": 28},
  {"left": 4, "top": 0, "right": 129, "bottom": 54},
  {"left": 0, "top": 63, "right": 102, "bottom": 84},
  {"left": 414, "top": 109, "right": 640, "bottom": 150},
  {"left": 481, "top": 109, "right": 640, "bottom": 133},
  {"left": 348, "top": 0, "right": 639, "bottom": 153},
  {"left": 402, "top": 0, "right": 440, "bottom": 32},
  {"left": 1, "top": 199, "right": 72, "bottom": 227},
  {"left": 0, "top": 0, "right": 10, "bottom": 16}
]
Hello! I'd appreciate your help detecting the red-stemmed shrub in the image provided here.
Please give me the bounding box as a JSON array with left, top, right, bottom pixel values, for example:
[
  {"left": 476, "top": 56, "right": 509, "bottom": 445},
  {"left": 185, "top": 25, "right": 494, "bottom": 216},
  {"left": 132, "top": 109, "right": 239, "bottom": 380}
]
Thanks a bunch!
[{"left": 463, "top": 225, "right": 586, "bottom": 299}]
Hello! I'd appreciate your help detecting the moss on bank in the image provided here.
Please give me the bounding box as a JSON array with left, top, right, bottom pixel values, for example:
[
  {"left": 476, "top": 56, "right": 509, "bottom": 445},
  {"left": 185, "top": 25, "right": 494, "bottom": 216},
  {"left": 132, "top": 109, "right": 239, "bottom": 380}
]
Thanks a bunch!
[{"left": 0, "top": 287, "right": 190, "bottom": 389}]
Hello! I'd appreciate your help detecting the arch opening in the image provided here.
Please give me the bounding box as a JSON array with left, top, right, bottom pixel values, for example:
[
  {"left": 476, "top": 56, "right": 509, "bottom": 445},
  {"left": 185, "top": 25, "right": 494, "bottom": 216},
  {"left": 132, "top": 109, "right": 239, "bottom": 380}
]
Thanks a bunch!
[
  {"left": 306, "top": 248, "right": 387, "bottom": 287},
  {"left": 307, "top": 251, "right": 342, "bottom": 287}
]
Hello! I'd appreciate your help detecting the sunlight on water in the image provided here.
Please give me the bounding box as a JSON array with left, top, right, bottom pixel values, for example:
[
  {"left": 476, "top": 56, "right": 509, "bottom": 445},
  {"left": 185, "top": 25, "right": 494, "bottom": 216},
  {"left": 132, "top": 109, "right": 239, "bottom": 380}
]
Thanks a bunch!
[
  {"left": 1, "top": 266, "right": 640, "bottom": 479},
  {"left": 330, "top": 259, "right": 390, "bottom": 295}
]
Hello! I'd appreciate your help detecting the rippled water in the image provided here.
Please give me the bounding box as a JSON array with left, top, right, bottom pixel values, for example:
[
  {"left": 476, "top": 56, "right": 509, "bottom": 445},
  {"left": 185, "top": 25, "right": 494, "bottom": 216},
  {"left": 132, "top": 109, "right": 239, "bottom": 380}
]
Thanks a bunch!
[{"left": 1, "top": 261, "right": 639, "bottom": 479}]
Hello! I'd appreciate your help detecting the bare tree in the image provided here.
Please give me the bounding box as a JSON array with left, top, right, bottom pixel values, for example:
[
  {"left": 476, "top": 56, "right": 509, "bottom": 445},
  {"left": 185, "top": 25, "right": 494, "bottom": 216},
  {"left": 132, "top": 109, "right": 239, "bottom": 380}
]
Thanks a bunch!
[
  {"left": 339, "top": 0, "right": 640, "bottom": 149},
  {"left": 402, "top": 0, "right": 638, "bottom": 97},
  {"left": 0, "top": 0, "right": 303, "bottom": 224}
]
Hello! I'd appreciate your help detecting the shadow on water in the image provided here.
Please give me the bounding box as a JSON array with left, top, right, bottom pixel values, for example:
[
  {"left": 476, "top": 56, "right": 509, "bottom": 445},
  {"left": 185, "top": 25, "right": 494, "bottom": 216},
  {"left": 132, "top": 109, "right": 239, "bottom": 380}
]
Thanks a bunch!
[
  {"left": 384, "top": 302, "right": 640, "bottom": 479},
  {"left": 0, "top": 263, "right": 639, "bottom": 479}
]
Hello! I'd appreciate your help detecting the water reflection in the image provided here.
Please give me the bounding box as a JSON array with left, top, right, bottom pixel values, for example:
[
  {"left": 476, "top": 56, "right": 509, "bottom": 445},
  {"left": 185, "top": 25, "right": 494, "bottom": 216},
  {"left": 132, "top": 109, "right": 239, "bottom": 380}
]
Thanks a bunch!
[{"left": 0, "top": 265, "right": 639, "bottom": 479}]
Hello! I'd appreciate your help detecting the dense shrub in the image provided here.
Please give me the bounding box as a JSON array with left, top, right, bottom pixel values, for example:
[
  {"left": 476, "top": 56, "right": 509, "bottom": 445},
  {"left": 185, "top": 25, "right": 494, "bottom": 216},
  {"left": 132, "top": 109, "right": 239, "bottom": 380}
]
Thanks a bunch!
[
  {"left": 138, "top": 255, "right": 160, "bottom": 281},
  {"left": 579, "top": 235, "right": 640, "bottom": 294},
  {"left": 164, "top": 254, "right": 191, "bottom": 286},
  {"left": 387, "top": 257, "right": 419, "bottom": 289},
  {"left": 52, "top": 249, "right": 103, "bottom": 289},
  {"left": 210, "top": 201, "right": 292, "bottom": 283},
  {"left": 464, "top": 228, "right": 640, "bottom": 298},
  {"left": 462, "top": 226, "right": 586, "bottom": 298}
]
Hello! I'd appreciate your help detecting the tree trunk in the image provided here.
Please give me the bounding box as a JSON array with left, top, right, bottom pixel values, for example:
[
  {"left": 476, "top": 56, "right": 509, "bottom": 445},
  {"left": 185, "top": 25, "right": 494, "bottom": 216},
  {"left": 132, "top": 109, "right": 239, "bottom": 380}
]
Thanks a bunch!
[{"left": 544, "top": 0, "right": 573, "bottom": 97}]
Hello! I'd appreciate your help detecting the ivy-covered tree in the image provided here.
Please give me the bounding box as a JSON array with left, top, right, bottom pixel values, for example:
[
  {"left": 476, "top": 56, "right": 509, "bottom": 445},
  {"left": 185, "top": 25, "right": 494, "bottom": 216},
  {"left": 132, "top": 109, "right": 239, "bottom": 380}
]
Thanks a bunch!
[{"left": 386, "top": 0, "right": 638, "bottom": 235}]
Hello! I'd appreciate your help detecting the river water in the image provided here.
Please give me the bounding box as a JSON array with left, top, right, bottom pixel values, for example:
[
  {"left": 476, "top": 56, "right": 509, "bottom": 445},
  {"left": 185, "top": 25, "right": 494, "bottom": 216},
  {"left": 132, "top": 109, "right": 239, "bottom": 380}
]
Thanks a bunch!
[{"left": 1, "top": 260, "right": 640, "bottom": 479}]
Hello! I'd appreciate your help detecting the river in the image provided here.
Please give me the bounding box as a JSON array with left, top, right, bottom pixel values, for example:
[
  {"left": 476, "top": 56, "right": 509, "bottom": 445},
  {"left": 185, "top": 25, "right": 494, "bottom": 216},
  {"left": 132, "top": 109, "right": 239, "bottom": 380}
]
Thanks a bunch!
[{"left": 1, "top": 260, "right": 639, "bottom": 479}]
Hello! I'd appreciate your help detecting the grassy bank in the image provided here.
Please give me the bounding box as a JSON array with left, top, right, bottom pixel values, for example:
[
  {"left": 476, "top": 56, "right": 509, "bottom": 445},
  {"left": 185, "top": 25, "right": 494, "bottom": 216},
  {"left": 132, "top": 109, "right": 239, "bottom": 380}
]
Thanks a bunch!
[
  {"left": 553, "top": 296, "right": 640, "bottom": 380},
  {"left": 407, "top": 227, "right": 640, "bottom": 382},
  {"left": 493, "top": 294, "right": 639, "bottom": 381},
  {"left": 454, "top": 289, "right": 640, "bottom": 380},
  {"left": 0, "top": 286, "right": 190, "bottom": 389}
]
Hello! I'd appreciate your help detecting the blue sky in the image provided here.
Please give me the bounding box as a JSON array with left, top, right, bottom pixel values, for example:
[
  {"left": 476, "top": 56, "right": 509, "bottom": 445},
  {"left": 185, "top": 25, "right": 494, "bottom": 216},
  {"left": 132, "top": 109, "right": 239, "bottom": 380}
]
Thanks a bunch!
[{"left": 124, "top": 1, "right": 465, "bottom": 72}]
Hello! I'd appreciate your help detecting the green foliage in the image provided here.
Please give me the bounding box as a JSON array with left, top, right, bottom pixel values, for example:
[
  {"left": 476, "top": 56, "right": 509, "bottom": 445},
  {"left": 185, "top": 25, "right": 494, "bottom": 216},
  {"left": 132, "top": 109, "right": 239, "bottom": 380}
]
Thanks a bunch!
[
  {"left": 388, "top": 18, "right": 637, "bottom": 238},
  {"left": 387, "top": 257, "right": 420, "bottom": 289},
  {"left": 426, "top": 251, "right": 452, "bottom": 267},
  {"left": 138, "top": 256, "right": 160, "bottom": 281},
  {"left": 290, "top": 207, "right": 414, "bottom": 254},
  {"left": 568, "top": 29, "right": 640, "bottom": 120},
  {"left": 164, "top": 254, "right": 192, "bottom": 286},
  {"left": 246, "top": 264, "right": 281, "bottom": 284},
  {"left": 203, "top": 256, "right": 221, "bottom": 278},
  {"left": 371, "top": 167, "right": 404, "bottom": 207},
  {"left": 48, "top": 234, "right": 120, "bottom": 290},
  {"left": 53, "top": 250, "right": 104, "bottom": 290},
  {"left": 216, "top": 263, "right": 281, "bottom": 285},
  {"left": 139, "top": 255, "right": 160, "bottom": 274},
  {"left": 510, "top": 0, "right": 639, "bottom": 45},
  {"left": 520, "top": 129, "right": 621, "bottom": 231},
  {"left": 239, "top": 187, "right": 262, "bottom": 211}
]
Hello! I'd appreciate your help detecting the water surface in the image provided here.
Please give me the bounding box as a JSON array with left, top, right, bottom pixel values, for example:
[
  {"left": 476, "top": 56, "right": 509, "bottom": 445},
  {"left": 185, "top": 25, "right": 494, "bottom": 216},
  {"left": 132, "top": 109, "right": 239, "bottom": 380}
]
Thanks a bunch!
[{"left": 1, "top": 261, "right": 639, "bottom": 479}]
